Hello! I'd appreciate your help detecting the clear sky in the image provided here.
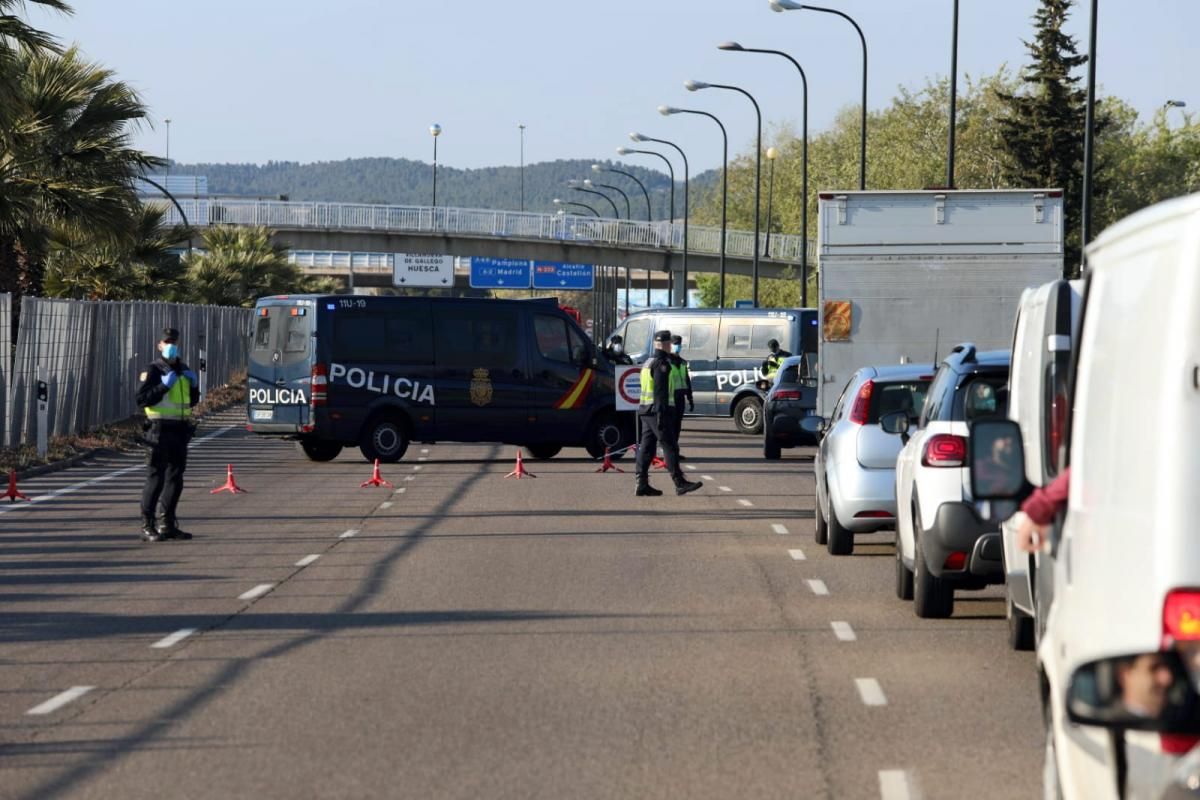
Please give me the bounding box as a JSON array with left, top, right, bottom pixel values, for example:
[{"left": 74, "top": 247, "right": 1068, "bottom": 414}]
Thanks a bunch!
[{"left": 28, "top": 0, "right": 1199, "bottom": 173}]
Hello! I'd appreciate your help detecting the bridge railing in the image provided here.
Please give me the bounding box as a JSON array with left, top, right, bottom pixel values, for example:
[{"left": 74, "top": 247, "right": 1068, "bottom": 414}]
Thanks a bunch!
[{"left": 151, "top": 198, "right": 817, "bottom": 264}]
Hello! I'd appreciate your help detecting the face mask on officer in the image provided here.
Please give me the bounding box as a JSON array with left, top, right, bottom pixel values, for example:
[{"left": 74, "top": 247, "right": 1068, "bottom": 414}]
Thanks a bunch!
[
  {"left": 671, "top": 344, "right": 681, "bottom": 354},
  {"left": 161, "top": 343, "right": 179, "bottom": 362},
  {"left": 612, "top": 342, "right": 624, "bottom": 354}
]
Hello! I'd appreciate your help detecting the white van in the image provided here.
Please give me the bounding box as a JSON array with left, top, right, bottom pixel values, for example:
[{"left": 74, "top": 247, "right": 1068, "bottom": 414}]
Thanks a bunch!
[{"left": 1001, "top": 279, "right": 1081, "bottom": 651}]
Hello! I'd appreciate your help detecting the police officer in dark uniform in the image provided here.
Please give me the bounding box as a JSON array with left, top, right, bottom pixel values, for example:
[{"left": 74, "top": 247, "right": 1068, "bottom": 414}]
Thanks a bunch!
[
  {"left": 635, "top": 330, "right": 703, "bottom": 497},
  {"left": 136, "top": 327, "right": 200, "bottom": 541},
  {"left": 604, "top": 334, "right": 633, "bottom": 365},
  {"left": 669, "top": 334, "right": 694, "bottom": 453},
  {"left": 762, "top": 338, "right": 793, "bottom": 381}
]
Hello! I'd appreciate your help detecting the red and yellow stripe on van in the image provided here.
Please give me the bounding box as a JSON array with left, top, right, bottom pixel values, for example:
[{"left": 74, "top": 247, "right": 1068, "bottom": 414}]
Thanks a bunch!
[{"left": 554, "top": 368, "right": 595, "bottom": 410}]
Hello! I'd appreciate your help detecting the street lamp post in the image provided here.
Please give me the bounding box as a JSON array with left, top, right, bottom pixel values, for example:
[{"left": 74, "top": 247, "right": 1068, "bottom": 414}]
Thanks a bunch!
[
  {"left": 593, "top": 164, "right": 652, "bottom": 222},
  {"left": 764, "top": 147, "right": 778, "bottom": 259},
  {"left": 568, "top": 181, "right": 621, "bottom": 218},
  {"left": 686, "top": 79, "right": 763, "bottom": 307},
  {"left": 770, "top": 1, "right": 868, "bottom": 191},
  {"left": 716, "top": 43, "right": 811, "bottom": 306},
  {"left": 519, "top": 123, "right": 526, "bottom": 212},
  {"left": 947, "top": 0, "right": 960, "bottom": 188},
  {"left": 430, "top": 123, "right": 442, "bottom": 207},
  {"left": 584, "top": 178, "right": 631, "bottom": 219},
  {"left": 630, "top": 132, "right": 690, "bottom": 307},
  {"left": 164, "top": 118, "right": 172, "bottom": 184},
  {"left": 553, "top": 198, "right": 600, "bottom": 217},
  {"left": 658, "top": 107, "right": 724, "bottom": 307}
]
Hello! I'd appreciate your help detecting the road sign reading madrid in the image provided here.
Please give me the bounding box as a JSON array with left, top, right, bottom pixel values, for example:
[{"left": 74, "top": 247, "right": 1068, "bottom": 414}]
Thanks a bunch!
[
  {"left": 394, "top": 253, "right": 454, "bottom": 287},
  {"left": 616, "top": 365, "right": 641, "bottom": 411},
  {"left": 533, "top": 261, "right": 594, "bottom": 290},
  {"left": 469, "top": 257, "right": 532, "bottom": 289}
]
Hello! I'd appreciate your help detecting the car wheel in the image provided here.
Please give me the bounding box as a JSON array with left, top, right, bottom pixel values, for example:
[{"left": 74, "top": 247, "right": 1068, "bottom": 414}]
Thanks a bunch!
[
  {"left": 826, "top": 500, "right": 854, "bottom": 556},
  {"left": 586, "top": 414, "right": 630, "bottom": 460},
  {"left": 358, "top": 415, "right": 410, "bottom": 463},
  {"left": 913, "top": 533, "right": 954, "bottom": 619},
  {"left": 895, "top": 534, "right": 914, "bottom": 600},
  {"left": 733, "top": 396, "right": 763, "bottom": 435},
  {"left": 1007, "top": 595, "right": 1035, "bottom": 652},
  {"left": 814, "top": 491, "right": 829, "bottom": 545},
  {"left": 296, "top": 439, "right": 343, "bottom": 462},
  {"left": 525, "top": 444, "right": 563, "bottom": 460}
]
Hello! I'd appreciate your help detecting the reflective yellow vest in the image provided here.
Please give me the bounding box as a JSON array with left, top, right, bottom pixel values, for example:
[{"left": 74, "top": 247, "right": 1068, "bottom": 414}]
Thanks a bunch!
[
  {"left": 764, "top": 353, "right": 784, "bottom": 379},
  {"left": 640, "top": 359, "right": 682, "bottom": 407},
  {"left": 145, "top": 373, "right": 193, "bottom": 421},
  {"left": 670, "top": 361, "right": 689, "bottom": 393}
]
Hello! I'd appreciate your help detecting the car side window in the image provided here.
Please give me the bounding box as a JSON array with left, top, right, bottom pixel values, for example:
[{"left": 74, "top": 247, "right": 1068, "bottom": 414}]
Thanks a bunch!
[
  {"left": 534, "top": 315, "right": 571, "bottom": 364},
  {"left": 919, "top": 366, "right": 954, "bottom": 427},
  {"left": 830, "top": 378, "right": 854, "bottom": 422}
]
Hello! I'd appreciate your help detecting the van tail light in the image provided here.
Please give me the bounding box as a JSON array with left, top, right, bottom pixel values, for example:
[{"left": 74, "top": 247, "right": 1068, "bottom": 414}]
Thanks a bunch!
[
  {"left": 1048, "top": 392, "right": 1067, "bottom": 466},
  {"left": 1162, "top": 590, "right": 1200, "bottom": 646},
  {"left": 310, "top": 363, "right": 328, "bottom": 409},
  {"left": 922, "top": 434, "right": 967, "bottom": 467},
  {"left": 848, "top": 380, "right": 875, "bottom": 425},
  {"left": 773, "top": 389, "right": 802, "bottom": 400},
  {"left": 943, "top": 551, "right": 968, "bottom": 571},
  {"left": 1161, "top": 733, "right": 1200, "bottom": 755}
]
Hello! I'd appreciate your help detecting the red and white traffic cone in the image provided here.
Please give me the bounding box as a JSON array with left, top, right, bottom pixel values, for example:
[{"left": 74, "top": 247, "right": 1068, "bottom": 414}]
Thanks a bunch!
[
  {"left": 3, "top": 470, "right": 29, "bottom": 502},
  {"left": 360, "top": 459, "right": 394, "bottom": 488},
  {"left": 211, "top": 464, "right": 248, "bottom": 494},
  {"left": 505, "top": 449, "right": 536, "bottom": 479},
  {"left": 652, "top": 453, "right": 669, "bottom": 470},
  {"left": 595, "top": 447, "right": 625, "bottom": 474}
]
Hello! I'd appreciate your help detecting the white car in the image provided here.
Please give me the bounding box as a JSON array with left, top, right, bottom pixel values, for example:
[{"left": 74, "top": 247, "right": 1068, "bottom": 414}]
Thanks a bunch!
[{"left": 887, "top": 344, "right": 1009, "bottom": 618}]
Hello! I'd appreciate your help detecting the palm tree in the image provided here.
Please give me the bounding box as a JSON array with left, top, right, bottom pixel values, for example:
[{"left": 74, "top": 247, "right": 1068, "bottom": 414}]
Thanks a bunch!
[{"left": 185, "top": 226, "right": 330, "bottom": 307}]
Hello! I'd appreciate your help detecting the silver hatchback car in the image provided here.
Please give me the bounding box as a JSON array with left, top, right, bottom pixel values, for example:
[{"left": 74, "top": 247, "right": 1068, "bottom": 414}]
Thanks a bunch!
[{"left": 811, "top": 364, "right": 934, "bottom": 555}]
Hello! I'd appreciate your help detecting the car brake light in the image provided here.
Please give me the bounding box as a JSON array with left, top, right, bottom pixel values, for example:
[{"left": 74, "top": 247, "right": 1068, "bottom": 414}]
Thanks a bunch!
[
  {"left": 848, "top": 380, "right": 874, "bottom": 425},
  {"left": 1162, "top": 590, "right": 1200, "bottom": 646},
  {"left": 310, "top": 363, "right": 328, "bottom": 408},
  {"left": 943, "top": 551, "right": 967, "bottom": 571},
  {"left": 922, "top": 434, "right": 967, "bottom": 467},
  {"left": 773, "top": 389, "right": 802, "bottom": 400},
  {"left": 854, "top": 510, "right": 892, "bottom": 519},
  {"left": 1048, "top": 391, "right": 1067, "bottom": 467},
  {"left": 1160, "top": 733, "right": 1200, "bottom": 755}
]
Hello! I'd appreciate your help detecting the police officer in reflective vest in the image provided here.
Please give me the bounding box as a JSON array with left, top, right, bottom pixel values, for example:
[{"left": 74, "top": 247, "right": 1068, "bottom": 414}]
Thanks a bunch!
[
  {"left": 669, "top": 334, "right": 694, "bottom": 450},
  {"left": 635, "top": 330, "right": 703, "bottom": 497},
  {"left": 605, "top": 334, "right": 633, "bottom": 365},
  {"left": 762, "top": 338, "right": 792, "bottom": 381},
  {"left": 136, "top": 328, "right": 200, "bottom": 541}
]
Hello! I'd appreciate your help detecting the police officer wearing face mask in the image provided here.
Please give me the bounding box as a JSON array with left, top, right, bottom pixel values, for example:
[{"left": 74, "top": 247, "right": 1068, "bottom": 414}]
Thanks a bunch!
[
  {"left": 669, "top": 334, "right": 694, "bottom": 452},
  {"left": 635, "top": 330, "right": 703, "bottom": 497},
  {"left": 604, "top": 334, "right": 633, "bottom": 365},
  {"left": 136, "top": 328, "right": 200, "bottom": 542}
]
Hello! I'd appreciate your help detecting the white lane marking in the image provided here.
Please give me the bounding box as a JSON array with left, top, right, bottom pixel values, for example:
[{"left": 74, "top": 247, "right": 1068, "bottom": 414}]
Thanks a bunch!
[
  {"left": 831, "top": 621, "right": 857, "bottom": 642},
  {"left": 878, "top": 770, "right": 914, "bottom": 800},
  {"left": 806, "top": 579, "right": 829, "bottom": 596},
  {"left": 295, "top": 554, "right": 320, "bottom": 567},
  {"left": 27, "top": 686, "right": 94, "bottom": 715},
  {"left": 718, "top": 486, "right": 732, "bottom": 493},
  {"left": 340, "top": 529, "right": 360, "bottom": 539},
  {"left": 0, "top": 425, "right": 235, "bottom": 516},
  {"left": 151, "top": 628, "right": 197, "bottom": 649},
  {"left": 403, "top": 476, "right": 415, "bottom": 482},
  {"left": 772, "top": 523, "right": 790, "bottom": 535},
  {"left": 380, "top": 501, "right": 394, "bottom": 509},
  {"left": 684, "top": 464, "right": 696, "bottom": 471},
  {"left": 417, "top": 457, "right": 428, "bottom": 462},
  {"left": 421, "top": 448, "right": 429, "bottom": 454},
  {"left": 788, "top": 549, "right": 807, "bottom": 561},
  {"left": 737, "top": 498, "right": 753, "bottom": 507},
  {"left": 856, "top": 678, "right": 887, "bottom": 706},
  {"left": 412, "top": 465, "right": 422, "bottom": 471},
  {"left": 393, "top": 488, "right": 406, "bottom": 495},
  {"left": 238, "top": 583, "right": 274, "bottom": 601},
  {"left": 701, "top": 474, "right": 714, "bottom": 481}
]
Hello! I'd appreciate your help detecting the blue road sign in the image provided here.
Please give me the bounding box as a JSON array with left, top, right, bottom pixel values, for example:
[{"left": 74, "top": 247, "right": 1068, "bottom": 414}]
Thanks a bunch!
[
  {"left": 469, "top": 257, "right": 532, "bottom": 289},
  {"left": 533, "top": 261, "right": 594, "bottom": 290}
]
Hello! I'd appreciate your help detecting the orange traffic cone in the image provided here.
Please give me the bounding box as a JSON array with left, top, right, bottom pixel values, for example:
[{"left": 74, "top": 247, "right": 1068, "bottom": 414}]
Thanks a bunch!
[
  {"left": 505, "top": 449, "right": 536, "bottom": 479},
  {"left": 3, "top": 470, "right": 29, "bottom": 502},
  {"left": 211, "top": 464, "right": 248, "bottom": 494},
  {"left": 652, "top": 454, "right": 669, "bottom": 470},
  {"left": 360, "top": 459, "right": 394, "bottom": 488},
  {"left": 595, "top": 447, "right": 625, "bottom": 474}
]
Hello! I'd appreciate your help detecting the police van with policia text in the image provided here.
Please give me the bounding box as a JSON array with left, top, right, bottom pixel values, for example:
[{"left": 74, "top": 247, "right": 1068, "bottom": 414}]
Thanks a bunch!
[{"left": 246, "top": 295, "right": 633, "bottom": 462}]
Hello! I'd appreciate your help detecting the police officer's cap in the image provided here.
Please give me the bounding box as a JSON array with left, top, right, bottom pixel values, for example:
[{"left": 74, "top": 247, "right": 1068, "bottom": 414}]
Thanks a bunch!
[
  {"left": 161, "top": 327, "right": 180, "bottom": 343},
  {"left": 654, "top": 330, "right": 672, "bottom": 343},
  {"left": 671, "top": 334, "right": 683, "bottom": 345}
]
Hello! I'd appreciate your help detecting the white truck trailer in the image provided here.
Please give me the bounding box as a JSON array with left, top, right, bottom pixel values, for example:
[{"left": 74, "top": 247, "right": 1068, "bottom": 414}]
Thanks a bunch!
[{"left": 815, "top": 189, "right": 1065, "bottom": 415}]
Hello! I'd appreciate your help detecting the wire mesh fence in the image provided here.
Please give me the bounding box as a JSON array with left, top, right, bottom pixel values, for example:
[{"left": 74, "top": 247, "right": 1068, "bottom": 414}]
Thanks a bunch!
[{"left": 2, "top": 295, "right": 251, "bottom": 448}]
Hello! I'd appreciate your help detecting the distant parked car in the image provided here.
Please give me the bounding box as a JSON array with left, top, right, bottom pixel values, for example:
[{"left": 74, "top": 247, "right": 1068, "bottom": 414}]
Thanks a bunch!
[
  {"left": 762, "top": 355, "right": 818, "bottom": 459},
  {"left": 887, "top": 345, "right": 1009, "bottom": 618},
  {"left": 807, "top": 364, "right": 934, "bottom": 556}
]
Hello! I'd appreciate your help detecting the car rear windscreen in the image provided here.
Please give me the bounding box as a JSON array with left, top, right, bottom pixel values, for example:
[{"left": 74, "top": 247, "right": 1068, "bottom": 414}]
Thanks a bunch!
[{"left": 867, "top": 381, "right": 931, "bottom": 423}]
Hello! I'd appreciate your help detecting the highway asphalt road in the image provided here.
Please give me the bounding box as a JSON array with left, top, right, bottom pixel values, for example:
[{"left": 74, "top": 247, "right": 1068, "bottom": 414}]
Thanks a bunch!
[{"left": 0, "top": 413, "right": 1042, "bottom": 799}]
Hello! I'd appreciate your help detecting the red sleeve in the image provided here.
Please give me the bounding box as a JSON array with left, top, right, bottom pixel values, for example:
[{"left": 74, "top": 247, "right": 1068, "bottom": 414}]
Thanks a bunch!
[{"left": 1020, "top": 467, "right": 1071, "bottom": 526}]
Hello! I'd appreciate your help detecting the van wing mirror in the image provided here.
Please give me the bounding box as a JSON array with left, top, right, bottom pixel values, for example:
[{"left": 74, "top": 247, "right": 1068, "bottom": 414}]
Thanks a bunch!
[
  {"left": 969, "top": 419, "right": 1027, "bottom": 501},
  {"left": 1066, "top": 648, "right": 1200, "bottom": 733}
]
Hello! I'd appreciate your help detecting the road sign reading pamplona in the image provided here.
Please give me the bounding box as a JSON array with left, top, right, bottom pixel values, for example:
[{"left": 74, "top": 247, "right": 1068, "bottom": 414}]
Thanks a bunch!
[
  {"left": 393, "top": 253, "right": 454, "bottom": 287},
  {"left": 469, "top": 257, "right": 533, "bottom": 289},
  {"left": 533, "top": 261, "right": 594, "bottom": 290}
]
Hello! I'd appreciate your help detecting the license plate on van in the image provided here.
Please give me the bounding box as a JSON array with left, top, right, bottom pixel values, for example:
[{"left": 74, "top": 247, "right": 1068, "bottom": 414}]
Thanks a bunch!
[{"left": 251, "top": 408, "right": 273, "bottom": 421}]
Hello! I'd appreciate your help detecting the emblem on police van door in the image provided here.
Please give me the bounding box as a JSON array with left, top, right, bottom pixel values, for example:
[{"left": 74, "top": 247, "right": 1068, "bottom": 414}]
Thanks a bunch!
[{"left": 470, "top": 368, "right": 493, "bottom": 407}]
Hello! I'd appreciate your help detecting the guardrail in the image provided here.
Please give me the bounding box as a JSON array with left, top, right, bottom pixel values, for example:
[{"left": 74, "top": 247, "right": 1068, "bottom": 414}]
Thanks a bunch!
[{"left": 148, "top": 198, "right": 818, "bottom": 264}]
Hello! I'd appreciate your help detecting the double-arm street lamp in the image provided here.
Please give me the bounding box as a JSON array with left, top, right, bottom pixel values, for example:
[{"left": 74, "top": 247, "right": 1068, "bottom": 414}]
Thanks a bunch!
[
  {"left": 770, "top": 1, "right": 868, "bottom": 191},
  {"left": 584, "top": 178, "right": 631, "bottom": 219},
  {"left": 593, "top": 164, "right": 652, "bottom": 222},
  {"left": 567, "top": 180, "right": 620, "bottom": 218},
  {"left": 630, "top": 132, "right": 690, "bottom": 307}
]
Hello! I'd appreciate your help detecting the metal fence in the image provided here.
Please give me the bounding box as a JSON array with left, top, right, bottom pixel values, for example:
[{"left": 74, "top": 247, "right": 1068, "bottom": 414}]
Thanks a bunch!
[
  {"left": 3, "top": 296, "right": 252, "bottom": 448},
  {"left": 151, "top": 198, "right": 819, "bottom": 265}
]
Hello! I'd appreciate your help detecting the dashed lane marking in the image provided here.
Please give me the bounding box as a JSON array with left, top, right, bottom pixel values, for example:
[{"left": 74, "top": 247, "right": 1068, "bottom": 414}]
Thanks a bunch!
[
  {"left": 394, "top": 488, "right": 406, "bottom": 495},
  {"left": 295, "top": 555, "right": 320, "bottom": 567},
  {"left": 380, "top": 501, "right": 394, "bottom": 509},
  {"left": 340, "top": 529, "right": 360, "bottom": 539},
  {"left": 684, "top": 464, "right": 696, "bottom": 471},
  {"left": 404, "top": 476, "right": 415, "bottom": 482},
  {"left": 718, "top": 486, "right": 732, "bottom": 493},
  {"left": 421, "top": 448, "right": 429, "bottom": 454},
  {"left": 737, "top": 499, "right": 754, "bottom": 507},
  {"left": 418, "top": 457, "right": 428, "bottom": 462},
  {"left": 151, "top": 628, "right": 197, "bottom": 649},
  {"left": 878, "top": 770, "right": 915, "bottom": 800},
  {"left": 788, "top": 549, "right": 806, "bottom": 561},
  {"left": 806, "top": 579, "right": 829, "bottom": 596},
  {"left": 856, "top": 678, "right": 887, "bottom": 706},
  {"left": 701, "top": 475, "right": 714, "bottom": 481},
  {"left": 831, "top": 621, "right": 857, "bottom": 641},
  {"left": 412, "top": 465, "right": 422, "bottom": 471},
  {"left": 27, "top": 686, "right": 94, "bottom": 716},
  {"left": 238, "top": 584, "right": 274, "bottom": 601},
  {"left": 772, "top": 524, "right": 790, "bottom": 535}
]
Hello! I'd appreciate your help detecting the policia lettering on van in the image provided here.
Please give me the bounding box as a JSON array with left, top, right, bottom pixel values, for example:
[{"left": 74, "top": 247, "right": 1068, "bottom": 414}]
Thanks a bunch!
[{"left": 246, "top": 295, "right": 634, "bottom": 463}]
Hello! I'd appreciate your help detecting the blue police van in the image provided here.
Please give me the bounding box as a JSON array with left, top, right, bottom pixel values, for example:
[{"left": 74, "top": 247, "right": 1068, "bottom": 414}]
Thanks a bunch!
[
  {"left": 247, "top": 295, "right": 632, "bottom": 462},
  {"left": 609, "top": 307, "right": 817, "bottom": 434}
]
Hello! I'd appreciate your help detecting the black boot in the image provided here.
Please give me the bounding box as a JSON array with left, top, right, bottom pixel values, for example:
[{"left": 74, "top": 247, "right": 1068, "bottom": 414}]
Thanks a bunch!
[
  {"left": 157, "top": 516, "right": 193, "bottom": 541},
  {"left": 635, "top": 478, "right": 663, "bottom": 497},
  {"left": 141, "top": 516, "right": 163, "bottom": 542},
  {"left": 674, "top": 479, "right": 703, "bottom": 496}
]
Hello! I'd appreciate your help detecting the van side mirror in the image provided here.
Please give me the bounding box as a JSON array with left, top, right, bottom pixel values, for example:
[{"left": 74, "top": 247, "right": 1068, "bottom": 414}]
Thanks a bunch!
[
  {"left": 969, "top": 419, "right": 1027, "bottom": 501},
  {"left": 1066, "top": 648, "right": 1200, "bottom": 734}
]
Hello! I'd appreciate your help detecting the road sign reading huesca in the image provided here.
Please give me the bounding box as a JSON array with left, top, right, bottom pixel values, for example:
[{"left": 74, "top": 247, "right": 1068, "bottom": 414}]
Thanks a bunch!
[{"left": 394, "top": 254, "right": 454, "bottom": 287}]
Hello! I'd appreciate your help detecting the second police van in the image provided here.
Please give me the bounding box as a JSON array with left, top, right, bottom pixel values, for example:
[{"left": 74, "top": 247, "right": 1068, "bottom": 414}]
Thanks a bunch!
[
  {"left": 246, "top": 295, "right": 632, "bottom": 462},
  {"left": 609, "top": 307, "right": 817, "bottom": 434}
]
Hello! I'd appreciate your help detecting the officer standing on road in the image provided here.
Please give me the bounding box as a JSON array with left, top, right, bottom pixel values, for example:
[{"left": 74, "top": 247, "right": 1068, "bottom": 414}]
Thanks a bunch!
[
  {"left": 604, "top": 334, "right": 633, "bottom": 365},
  {"left": 669, "top": 334, "right": 694, "bottom": 454},
  {"left": 136, "top": 327, "right": 200, "bottom": 542},
  {"left": 761, "top": 338, "right": 792, "bottom": 382},
  {"left": 635, "top": 330, "right": 703, "bottom": 497}
]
